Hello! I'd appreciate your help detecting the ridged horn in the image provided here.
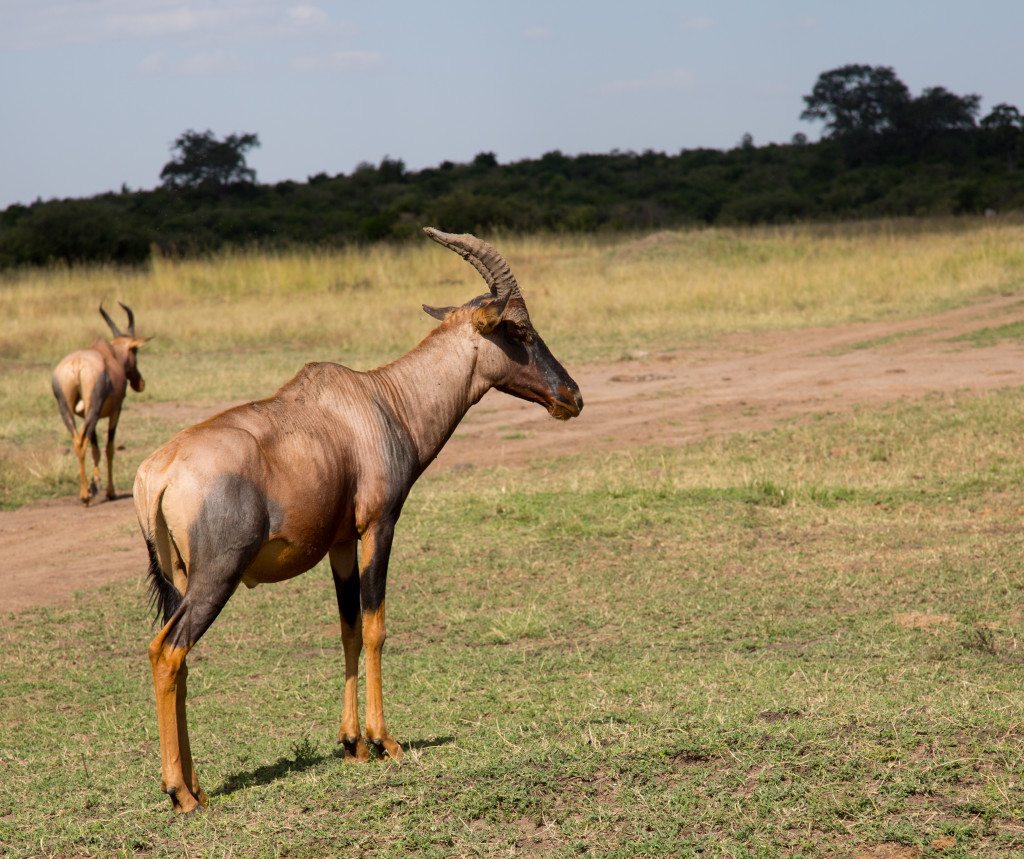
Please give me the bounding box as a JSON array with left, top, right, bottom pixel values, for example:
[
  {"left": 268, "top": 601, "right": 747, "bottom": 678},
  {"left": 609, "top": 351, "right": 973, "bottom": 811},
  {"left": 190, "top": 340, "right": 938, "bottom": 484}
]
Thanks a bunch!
[
  {"left": 422, "top": 227, "right": 524, "bottom": 303},
  {"left": 118, "top": 301, "right": 136, "bottom": 337},
  {"left": 99, "top": 303, "right": 123, "bottom": 338}
]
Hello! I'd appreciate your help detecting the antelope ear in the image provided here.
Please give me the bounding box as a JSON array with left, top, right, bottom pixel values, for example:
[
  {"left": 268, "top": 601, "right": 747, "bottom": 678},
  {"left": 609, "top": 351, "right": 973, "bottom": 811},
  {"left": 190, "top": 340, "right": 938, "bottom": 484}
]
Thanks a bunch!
[
  {"left": 471, "top": 299, "right": 505, "bottom": 334},
  {"left": 130, "top": 337, "right": 152, "bottom": 348},
  {"left": 422, "top": 304, "right": 456, "bottom": 321}
]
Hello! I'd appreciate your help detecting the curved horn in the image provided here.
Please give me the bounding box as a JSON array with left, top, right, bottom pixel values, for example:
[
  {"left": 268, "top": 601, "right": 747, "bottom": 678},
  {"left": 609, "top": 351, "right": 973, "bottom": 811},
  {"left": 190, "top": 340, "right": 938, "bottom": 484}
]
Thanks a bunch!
[
  {"left": 422, "top": 227, "right": 523, "bottom": 304},
  {"left": 99, "top": 303, "right": 123, "bottom": 338},
  {"left": 118, "top": 301, "right": 136, "bottom": 337}
]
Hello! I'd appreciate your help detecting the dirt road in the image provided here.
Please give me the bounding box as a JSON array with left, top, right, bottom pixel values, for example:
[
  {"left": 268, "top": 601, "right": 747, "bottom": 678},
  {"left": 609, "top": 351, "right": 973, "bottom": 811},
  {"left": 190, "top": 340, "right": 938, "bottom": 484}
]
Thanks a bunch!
[{"left": 4, "top": 293, "right": 1023, "bottom": 613}]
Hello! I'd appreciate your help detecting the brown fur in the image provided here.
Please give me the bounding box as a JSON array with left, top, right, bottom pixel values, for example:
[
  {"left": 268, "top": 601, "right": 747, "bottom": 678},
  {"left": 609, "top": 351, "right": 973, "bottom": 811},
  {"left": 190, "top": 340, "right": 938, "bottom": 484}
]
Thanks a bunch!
[
  {"left": 52, "top": 305, "right": 146, "bottom": 505},
  {"left": 133, "top": 229, "right": 583, "bottom": 812}
]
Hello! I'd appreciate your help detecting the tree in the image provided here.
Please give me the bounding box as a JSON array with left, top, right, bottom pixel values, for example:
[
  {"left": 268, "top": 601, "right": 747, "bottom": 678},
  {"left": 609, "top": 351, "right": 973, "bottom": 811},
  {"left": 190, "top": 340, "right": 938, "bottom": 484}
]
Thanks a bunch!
[
  {"left": 981, "top": 103, "right": 1023, "bottom": 170},
  {"left": 895, "top": 86, "right": 980, "bottom": 158},
  {"left": 472, "top": 151, "right": 498, "bottom": 169},
  {"left": 981, "top": 102, "right": 1023, "bottom": 131},
  {"left": 801, "top": 64, "right": 910, "bottom": 138},
  {"left": 160, "top": 129, "right": 260, "bottom": 190},
  {"left": 377, "top": 156, "right": 406, "bottom": 183},
  {"left": 902, "top": 86, "right": 980, "bottom": 134}
]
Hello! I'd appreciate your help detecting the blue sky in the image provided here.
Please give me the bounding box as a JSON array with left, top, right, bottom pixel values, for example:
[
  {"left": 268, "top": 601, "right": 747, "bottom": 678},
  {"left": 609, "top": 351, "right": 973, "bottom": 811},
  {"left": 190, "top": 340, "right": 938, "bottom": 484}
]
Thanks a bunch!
[{"left": 2, "top": 1, "right": 1022, "bottom": 207}]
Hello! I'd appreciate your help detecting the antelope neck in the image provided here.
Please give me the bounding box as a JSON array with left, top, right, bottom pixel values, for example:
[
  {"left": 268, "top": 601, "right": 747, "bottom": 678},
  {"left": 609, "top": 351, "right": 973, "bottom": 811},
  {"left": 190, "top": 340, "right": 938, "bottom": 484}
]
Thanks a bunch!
[{"left": 368, "top": 324, "right": 491, "bottom": 471}]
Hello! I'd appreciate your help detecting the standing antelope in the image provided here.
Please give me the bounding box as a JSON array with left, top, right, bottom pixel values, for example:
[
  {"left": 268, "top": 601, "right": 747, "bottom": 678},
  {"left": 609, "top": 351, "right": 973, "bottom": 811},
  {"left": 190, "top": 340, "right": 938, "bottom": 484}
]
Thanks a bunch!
[
  {"left": 134, "top": 228, "right": 583, "bottom": 813},
  {"left": 52, "top": 303, "right": 147, "bottom": 505}
]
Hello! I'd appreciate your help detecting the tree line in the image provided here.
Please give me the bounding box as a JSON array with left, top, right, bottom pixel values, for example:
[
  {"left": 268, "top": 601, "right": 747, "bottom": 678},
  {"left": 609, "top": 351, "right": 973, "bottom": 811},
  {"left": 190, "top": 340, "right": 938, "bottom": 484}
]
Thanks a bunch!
[{"left": 2, "top": 64, "right": 1023, "bottom": 269}]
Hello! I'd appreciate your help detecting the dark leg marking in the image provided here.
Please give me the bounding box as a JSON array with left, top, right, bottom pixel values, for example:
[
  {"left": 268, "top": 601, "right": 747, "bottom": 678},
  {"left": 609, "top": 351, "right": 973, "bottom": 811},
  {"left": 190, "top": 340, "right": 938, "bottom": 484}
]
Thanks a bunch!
[
  {"left": 332, "top": 547, "right": 361, "bottom": 629},
  {"left": 331, "top": 542, "right": 367, "bottom": 761},
  {"left": 359, "top": 519, "right": 403, "bottom": 761}
]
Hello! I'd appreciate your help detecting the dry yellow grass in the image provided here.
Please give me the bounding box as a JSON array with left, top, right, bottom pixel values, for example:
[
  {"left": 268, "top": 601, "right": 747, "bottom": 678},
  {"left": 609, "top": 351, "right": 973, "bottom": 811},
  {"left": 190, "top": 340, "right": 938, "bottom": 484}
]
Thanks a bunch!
[
  {"left": 2, "top": 218, "right": 1023, "bottom": 368},
  {"left": 1, "top": 217, "right": 1023, "bottom": 507}
]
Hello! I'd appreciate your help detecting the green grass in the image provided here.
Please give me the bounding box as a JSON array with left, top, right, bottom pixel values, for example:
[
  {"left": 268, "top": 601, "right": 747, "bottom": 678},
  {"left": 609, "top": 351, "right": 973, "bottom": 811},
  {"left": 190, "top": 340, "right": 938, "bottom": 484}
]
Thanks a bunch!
[
  {"left": 821, "top": 327, "right": 936, "bottom": 356},
  {"left": 952, "top": 320, "right": 1024, "bottom": 347},
  {"left": 3, "top": 387, "right": 1024, "bottom": 856},
  {"left": 4, "top": 218, "right": 1024, "bottom": 509}
]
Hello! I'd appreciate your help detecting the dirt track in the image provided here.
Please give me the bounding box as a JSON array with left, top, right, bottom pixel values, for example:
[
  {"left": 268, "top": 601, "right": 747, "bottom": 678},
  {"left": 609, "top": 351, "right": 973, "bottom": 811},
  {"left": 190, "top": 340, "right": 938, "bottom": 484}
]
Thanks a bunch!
[{"left": 3, "top": 293, "right": 1024, "bottom": 613}]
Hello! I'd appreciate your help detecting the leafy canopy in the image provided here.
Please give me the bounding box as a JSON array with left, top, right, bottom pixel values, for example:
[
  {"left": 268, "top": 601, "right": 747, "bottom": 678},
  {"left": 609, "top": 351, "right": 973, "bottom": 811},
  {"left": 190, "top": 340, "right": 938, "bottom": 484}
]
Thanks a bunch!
[
  {"left": 801, "top": 64, "right": 911, "bottom": 138},
  {"left": 160, "top": 129, "right": 260, "bottom": 190}
]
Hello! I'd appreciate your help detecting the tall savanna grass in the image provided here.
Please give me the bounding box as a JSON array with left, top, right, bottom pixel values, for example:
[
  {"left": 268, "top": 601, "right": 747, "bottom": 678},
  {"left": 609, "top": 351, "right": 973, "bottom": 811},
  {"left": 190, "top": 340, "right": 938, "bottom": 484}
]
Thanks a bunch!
[
  {"left": 3, "top": 217, "right": 1024, "bottom": 368},
  {"left": 2, "top": 218, "right": 1023, "bottom": 507}
]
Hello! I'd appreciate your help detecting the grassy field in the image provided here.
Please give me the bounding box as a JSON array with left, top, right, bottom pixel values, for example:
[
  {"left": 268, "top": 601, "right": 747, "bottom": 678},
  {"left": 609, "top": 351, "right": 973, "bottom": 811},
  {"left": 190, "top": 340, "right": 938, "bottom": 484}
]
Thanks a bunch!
[
  {"left": 2, "top": 386, "right": 1024, "bottom": 856},
  {"left": 3, "top": 217, "right": 1024, "bottom": 508},
  {"left": 2, "top": 219, "right": 1024, "bottom": 856}
]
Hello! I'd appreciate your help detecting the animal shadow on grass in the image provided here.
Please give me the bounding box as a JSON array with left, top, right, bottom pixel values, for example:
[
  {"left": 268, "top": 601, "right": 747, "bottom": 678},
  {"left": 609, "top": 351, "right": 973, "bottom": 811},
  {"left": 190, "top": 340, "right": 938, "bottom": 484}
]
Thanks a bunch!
[{"left": 213, "top": 735, "right": 456, "bottom": 797}]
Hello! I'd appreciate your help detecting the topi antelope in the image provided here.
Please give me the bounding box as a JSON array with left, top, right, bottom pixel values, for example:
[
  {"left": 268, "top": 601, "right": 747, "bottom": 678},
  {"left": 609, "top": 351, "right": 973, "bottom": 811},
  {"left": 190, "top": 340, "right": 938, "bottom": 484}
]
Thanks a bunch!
[
  {"left": 52, "top": 303, "right": 147, "bottom": 505},
  {"left": 134, "top": 227, "right": 583, "bottom": 813}
]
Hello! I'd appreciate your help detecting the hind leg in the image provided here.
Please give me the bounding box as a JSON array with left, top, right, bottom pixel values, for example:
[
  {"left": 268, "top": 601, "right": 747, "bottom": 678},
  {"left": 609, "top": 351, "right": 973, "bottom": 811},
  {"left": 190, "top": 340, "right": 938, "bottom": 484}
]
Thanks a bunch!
[
  {"left": 88, "top": 429, "right": 101, "bottom": 497},
  {"left": 105, "top": 408, "right": 121, "bottom": 500},
  {"left": 149, "top": 623, "right": 197, "bottom": 813},
  {"left": 73, "top": 431, "right": 91, "bottom": 504},
  {"left": 149, "top": 478, "right": 268, "bottom": 812},
  {"left": 149, "top": 566, "right": 242, "bottom": 813},
  {"left": 52, "top": 373, "right": 87, "bottom": 499},
  {"left": 174, "top": 651, "right": 206, "bottom": 805},
  {"left": 76, "top": 395, "right": 104, "bottom": 505}
]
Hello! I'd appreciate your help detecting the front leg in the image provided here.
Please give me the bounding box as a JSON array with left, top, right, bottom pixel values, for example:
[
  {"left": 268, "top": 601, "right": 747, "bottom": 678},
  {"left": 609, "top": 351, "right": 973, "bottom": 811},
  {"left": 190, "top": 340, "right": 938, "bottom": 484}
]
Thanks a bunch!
[
  {"left": 359, "top": 519, "right": 403, "bottom": 761},
  {"left": 329, "top": 542, "right": 369, "bottom": 761}
]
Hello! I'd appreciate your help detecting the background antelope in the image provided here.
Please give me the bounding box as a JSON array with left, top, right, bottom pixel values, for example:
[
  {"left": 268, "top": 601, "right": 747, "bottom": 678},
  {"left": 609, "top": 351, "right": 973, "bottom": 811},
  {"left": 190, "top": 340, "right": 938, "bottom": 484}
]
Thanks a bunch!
[
  {"left": 52, "top": 303, "right": 147, "bottom": 505},
  {"left": 133, "top": 228, "right": 583, "bottom": 813}
]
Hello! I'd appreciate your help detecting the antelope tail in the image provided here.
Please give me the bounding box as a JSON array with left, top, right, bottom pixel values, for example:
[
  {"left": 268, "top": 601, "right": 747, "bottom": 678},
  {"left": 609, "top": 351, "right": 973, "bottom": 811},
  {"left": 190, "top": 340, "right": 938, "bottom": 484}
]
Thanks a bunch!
[
  {"left": 51, "top": 374, "right": 76, "bottom": 436},
  {"left": 135, "top": 475, "right": 181, "bottom": 626}
]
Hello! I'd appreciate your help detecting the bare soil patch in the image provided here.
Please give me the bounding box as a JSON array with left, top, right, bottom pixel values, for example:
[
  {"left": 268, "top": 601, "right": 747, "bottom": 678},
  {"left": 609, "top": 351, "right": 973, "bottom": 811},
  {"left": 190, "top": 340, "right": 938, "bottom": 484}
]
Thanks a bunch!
[
  {"left": 894, "top": 611, "right": 955, "bottom": 631},
  {"left": 855, "top": 846, "right": 921, "bottom": 859},
  {"left": 3, "top": 293, "right": 1024, "bottom": 613}
]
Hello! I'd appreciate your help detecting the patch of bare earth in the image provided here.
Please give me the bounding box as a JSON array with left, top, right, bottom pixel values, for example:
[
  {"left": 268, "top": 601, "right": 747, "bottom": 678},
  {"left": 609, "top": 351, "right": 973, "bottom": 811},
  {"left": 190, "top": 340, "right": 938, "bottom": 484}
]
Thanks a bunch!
[
  {"left": 855, "top": 846, "right": 921, "bottom": 859},
  {"left": 893, "top": 612, "right": 955, "bottom": 631},
  {"left": 3, "top": 293, "right": 1024, "bottom": 613}
]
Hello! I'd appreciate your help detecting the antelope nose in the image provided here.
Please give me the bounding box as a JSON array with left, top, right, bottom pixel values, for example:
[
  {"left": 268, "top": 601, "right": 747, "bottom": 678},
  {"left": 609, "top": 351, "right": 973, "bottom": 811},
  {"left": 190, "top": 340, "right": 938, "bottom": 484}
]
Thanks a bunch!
[{"left": 559, "top": 384, "right": 582, "bottom": 416}]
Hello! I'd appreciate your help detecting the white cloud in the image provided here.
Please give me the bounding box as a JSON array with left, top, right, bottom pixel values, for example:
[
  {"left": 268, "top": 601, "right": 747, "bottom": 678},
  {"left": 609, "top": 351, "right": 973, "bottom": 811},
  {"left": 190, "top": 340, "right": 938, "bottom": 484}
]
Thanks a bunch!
[
  {"left": 4, "top": 0, "right": 346, "bottom": 49},
  {"left": 681, "top": 16, "right": 713, "bottom": 31},
  {"left": 104, "top": 4, "right": 264, "bottom": 40},
  {"left": 107, "top": 6, "right": 204, "bottom": 38},
  {"left": 291, "top": 50, "right": 383, "bottom": 72},
  {"left": 605, "top": 68, "right": 695, "bottom": 94},
  {"left": 287, "top": 4, "right": 328, "bottom": 26},
  {"left": 523, "top": 25, "right": 552, "bottom": 40}
]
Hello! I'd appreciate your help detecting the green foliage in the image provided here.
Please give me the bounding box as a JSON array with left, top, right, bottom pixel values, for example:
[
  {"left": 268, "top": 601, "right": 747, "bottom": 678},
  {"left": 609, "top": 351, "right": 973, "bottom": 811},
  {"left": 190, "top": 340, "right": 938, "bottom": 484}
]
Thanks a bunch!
[
  {"left": 159, "top": 129, "right": 260, "bottom": 190},
  {"left": 0, "top": 199, "right": 151, "bottom": 266},
  {"left": 3, "top": 68, "right": 1024, "bottom": 269},
  {"left": 801, "top": 64, "right": 986, "bottom": 166},
  {"left": 801, "top": 64, "right": 911, "bottom": 137}
]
